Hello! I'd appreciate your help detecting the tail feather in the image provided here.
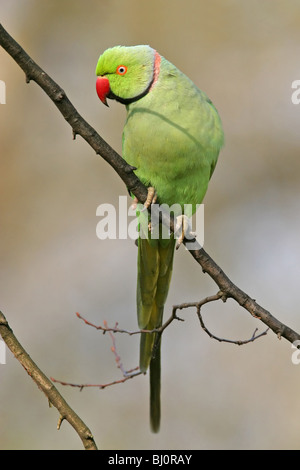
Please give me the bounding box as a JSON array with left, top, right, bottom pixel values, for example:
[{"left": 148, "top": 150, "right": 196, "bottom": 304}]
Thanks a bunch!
[
  {"left": 150, "top": 338, "right": 161, "bottom": 433},
  {"left": 137, "top": 235, "right": 175, "bottom": 432},
  {"left": 139, "top": 303, "right": 163, "bottom": 373}
]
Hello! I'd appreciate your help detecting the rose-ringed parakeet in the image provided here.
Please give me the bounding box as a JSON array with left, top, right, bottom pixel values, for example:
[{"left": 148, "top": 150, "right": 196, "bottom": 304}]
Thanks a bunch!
[{"left": 95, "top": 45, "right": 224, "bottom": 432}]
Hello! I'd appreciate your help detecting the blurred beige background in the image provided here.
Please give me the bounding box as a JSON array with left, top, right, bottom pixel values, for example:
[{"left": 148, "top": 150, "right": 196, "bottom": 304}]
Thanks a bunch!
[{"left": 1, "top": 0, "right": 300, "bottom": 450}]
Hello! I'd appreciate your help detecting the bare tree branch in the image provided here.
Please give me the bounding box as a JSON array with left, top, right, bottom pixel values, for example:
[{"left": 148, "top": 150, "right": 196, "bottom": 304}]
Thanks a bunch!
[
  {"left": 53, "top": 292, "right": 269, "bottom": 390},
  {"left": 51, "top": 319, "right": 142, "bottom": 390},
  {"left": 76, "top": 292, "right": 270, "bottom": 347},
  {"left": 51, "top": 371, "right": 142, "bottom": 391},
  {"left": 0, "top": 311, "right": 98, "bottom": 450}
]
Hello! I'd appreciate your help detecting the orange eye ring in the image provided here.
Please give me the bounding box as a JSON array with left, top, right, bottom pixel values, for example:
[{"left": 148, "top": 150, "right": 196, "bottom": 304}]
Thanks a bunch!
[{"left": 116, "top": 65, "right": 127, "bottom": 75}]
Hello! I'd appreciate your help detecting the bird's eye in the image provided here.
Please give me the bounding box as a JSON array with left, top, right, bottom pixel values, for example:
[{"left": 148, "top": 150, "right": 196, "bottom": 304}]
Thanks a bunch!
[{"left": 116, "top": 65, "right": 127, "bottom": 75}]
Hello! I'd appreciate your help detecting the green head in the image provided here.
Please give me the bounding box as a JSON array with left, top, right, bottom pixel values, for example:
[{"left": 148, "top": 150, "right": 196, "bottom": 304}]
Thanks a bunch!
[{"left": 95, "top": 45, "right": 158, "bottom": 105}]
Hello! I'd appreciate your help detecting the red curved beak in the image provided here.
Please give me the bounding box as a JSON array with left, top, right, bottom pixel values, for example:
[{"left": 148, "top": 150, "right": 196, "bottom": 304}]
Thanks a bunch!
[{"left": 96, "top": 76, "right": 110, "bottom": 107}]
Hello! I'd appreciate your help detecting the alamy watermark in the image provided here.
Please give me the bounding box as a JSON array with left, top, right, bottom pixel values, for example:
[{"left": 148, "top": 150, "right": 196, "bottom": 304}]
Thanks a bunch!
[
  {"left": 96, "top": 196, "right": 204, "bottom": 250},
  {"left": 0, "top": 80, "right": 6, "bottom": 104},
  {"left": 291, "top": 80, "right": 300, "bottom": 104},
  {"left": 291, "top": 340, "right": 300, "bottom": 365},
  {"left": 0, "top": 338, "right": 6, "bottom": 364}
]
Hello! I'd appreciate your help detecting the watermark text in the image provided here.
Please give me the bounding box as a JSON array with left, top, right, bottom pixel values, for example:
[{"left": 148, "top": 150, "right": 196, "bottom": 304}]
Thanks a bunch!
[
  {"left": 0, "top": 339, "right": 6, "bottom": 364},
  {"left": 291, "top": 340, "right": 300, "bottom": 365},
  {"left": 291, "top": 80, "right": 300, "bottom": 104},
  {"left": 96, "top": 196, "right": 204, "bottom": 250},
  {"left": 0, "top": 80, "right": 6, "bottom": 104}
]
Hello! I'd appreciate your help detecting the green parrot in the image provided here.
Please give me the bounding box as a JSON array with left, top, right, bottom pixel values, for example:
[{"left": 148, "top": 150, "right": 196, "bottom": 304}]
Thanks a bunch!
[{"left": 95, "top": 45, "right": 224, "bottom": 432}]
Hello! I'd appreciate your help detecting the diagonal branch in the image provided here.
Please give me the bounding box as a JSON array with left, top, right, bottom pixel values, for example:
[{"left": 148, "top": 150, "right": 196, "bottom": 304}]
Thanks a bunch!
[
  {"left": 0, "top": 23, "right": 299, "bottom": 348},
  {"left": 0, "top": 23, "right": 148, "bottom": 205},
  {"left": 0, "top": 311, "right": 98, "bottom": 450}
]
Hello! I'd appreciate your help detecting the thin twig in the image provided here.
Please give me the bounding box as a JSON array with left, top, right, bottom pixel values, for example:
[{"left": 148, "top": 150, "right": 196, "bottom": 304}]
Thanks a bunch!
[
  {"left": 171, "top": 291, "right": 269, "bottom": 344},
  {"left": 57, "top": 291, "right": 268, "bottom": 391},
  {"left": 76, "top": 290, "right": 269, "bottom": 346},
  {"left": 197, "top": 311, "right": 269, "bottom": 345},
  {"left": 51, "top": 372, "right": 142, "bottom": 390},
  {"left": 51, "top": 319, "right": 142, "bottom": 390},
  {"left": 76, "top": 311, "right": 184, "bottom": 337}
]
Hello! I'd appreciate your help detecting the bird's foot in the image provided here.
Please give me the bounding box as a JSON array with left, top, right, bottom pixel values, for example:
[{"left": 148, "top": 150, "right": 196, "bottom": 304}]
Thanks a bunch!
[
  {"left": 144, "top": 187, "right": 157, "bottom": 209},
  {"left": 132, "top": 187, "right": 157, "bottom": 212},
  {"left": 144, "top": 187, "right": 158, "bottom": 232},
  {"left": 175, "top": 215, "right": 196, "bottom": 250}
]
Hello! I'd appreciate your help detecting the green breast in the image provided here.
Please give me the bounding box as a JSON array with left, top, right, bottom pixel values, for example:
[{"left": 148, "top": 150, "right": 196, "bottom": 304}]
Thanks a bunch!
[{"left": 122, "top": 57, "right": 224, "bottom": 213}]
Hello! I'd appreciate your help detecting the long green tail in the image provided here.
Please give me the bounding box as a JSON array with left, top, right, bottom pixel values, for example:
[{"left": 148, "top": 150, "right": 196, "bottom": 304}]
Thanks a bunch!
[{"left": 137, "top": 234, "right": 175, "bottom": 432}]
